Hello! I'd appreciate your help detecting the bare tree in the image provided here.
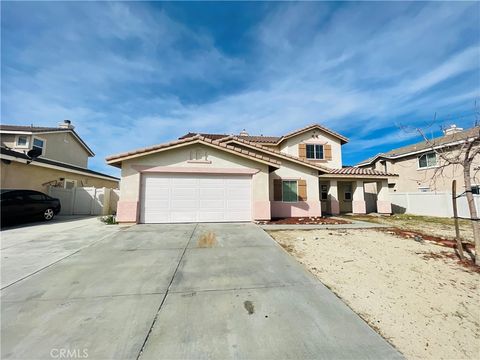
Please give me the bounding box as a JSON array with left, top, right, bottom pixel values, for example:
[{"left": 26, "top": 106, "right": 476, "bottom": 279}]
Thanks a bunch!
[{"left": 415, "top": 110, "right": 480, "bottom": 265}]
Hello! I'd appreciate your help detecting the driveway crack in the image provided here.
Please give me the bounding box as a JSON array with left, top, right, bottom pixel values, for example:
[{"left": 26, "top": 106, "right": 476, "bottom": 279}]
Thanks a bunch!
[{"left": 136, "top": 223, "right": 198, "bottom": 360}]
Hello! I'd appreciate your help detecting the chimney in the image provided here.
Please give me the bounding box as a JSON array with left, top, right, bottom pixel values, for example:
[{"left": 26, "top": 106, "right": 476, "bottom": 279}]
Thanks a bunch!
[
  {"left": 239, "top": 129, "right": 249, "bottom": 136},
  {"left": 58, "top": 119, "right": 75, "bottom": 130},
  {"left": 443, "top": 124, "right": 463, "bottom": 136}
]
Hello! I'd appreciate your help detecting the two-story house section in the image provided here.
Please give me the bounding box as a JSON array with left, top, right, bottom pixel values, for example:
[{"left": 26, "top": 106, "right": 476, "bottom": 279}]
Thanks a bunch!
[
  {"left": 106, "top": 124, "right": 396, "bottom": 224},
  {"left": 1, "top": 120, "right": 119, "bottom": 192},
  {"left": 356, "top": 125, "right": 480, "bottom": 194}
]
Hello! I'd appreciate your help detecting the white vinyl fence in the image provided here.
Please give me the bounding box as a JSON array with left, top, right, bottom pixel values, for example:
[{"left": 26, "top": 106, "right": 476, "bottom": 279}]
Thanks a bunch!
[
  {"left": 390, "top": 192, "right": 480, "bottom": 218},
  {"left": 48, "top": 187, "right": 120, "bottom": 216}
]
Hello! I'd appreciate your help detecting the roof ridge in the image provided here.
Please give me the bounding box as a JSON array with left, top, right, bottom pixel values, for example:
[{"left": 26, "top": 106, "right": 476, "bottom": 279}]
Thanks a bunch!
[{"left": 105, "top": 134, "right": 281, "bottom": 166}]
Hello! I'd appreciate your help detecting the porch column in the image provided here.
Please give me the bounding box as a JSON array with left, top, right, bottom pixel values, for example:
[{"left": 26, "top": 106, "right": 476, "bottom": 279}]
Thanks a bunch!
[
  {"left": 376, "top": 180, "right": 392, "bottom": 214},
  {"left": 352, "top": 180, "right": 366, "bottom": 214},
  {"left": 328, "top": 180, "right": 340, "bottom": 215}
]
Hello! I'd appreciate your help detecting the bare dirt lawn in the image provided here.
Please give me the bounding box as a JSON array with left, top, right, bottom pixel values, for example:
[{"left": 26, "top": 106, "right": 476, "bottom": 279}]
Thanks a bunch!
[
  {"left": 268, "top": 228, "right": 480, "bottom": 360},
  {"left": 345, "top": 214, "right": 475, "bottom": 243}
]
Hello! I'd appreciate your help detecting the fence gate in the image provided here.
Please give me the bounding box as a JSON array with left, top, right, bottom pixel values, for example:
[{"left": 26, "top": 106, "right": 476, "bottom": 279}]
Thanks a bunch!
[{"left": 48, "top": 187, "right": 111, "bottom": 216}]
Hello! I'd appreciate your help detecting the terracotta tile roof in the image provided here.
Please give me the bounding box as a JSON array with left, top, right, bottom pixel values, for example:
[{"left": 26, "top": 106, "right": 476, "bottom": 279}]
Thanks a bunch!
[
  {"left": 280, "top": 123, "right": 349, "bottom": 144},
  {"left": 105, "top": 135, "right": 281, "bottom": 167},
  {"left": 357, "top": 126, "right": 480, "bottom": 166},
  {"left": 329, "top": 167, "right": 397, "bottom": 176},
  {"left": 220, "top": 136, "right": 332, "bottom": 173},
  {"left": 179, "top": 123, "right": 347, "bottom": 145},
  {"left": 178, "top": 132, "right": 280, "bottom": 144}
]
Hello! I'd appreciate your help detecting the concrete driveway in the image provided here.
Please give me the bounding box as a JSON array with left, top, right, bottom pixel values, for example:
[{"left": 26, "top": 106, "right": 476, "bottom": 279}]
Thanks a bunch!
[{"left": 1, "top": 218, "right": 402, "bottom": 359}]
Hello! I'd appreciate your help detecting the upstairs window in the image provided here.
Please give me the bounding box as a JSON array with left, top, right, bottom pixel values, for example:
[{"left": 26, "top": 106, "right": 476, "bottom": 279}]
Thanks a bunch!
[
  {"left": 16, "top": 136, "right": 28, "bottom": 147},
  {"left": 32, "top": 137, "right": 45, "bottom": 155},
  {"left": 306, "top": 144, "right": 324, "bottom": 159},
  {"left": 418, "top": 152, "right": 436, "bottom": 168}
]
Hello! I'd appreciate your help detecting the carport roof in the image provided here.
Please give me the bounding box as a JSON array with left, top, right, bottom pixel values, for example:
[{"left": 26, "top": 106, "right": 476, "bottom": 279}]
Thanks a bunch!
[{"left": 105, "top": 135, "right": 282, "bottom": 168}]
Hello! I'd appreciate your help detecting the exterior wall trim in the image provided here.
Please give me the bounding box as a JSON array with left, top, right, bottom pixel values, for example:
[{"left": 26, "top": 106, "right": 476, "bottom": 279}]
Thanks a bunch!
[{"left": 131, "top": 165, "right": 260, "bottom": 175}]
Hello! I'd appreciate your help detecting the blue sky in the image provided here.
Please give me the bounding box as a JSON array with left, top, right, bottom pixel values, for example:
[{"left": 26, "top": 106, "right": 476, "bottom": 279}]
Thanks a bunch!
[{"left": 2, "top": 1, "right": 479, "bottom": 176}]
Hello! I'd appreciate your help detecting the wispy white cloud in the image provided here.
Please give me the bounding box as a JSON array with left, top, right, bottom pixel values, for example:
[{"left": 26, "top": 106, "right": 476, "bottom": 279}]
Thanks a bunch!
[{"left": 2, "top": 1, "right": 479, "bottom": 174}]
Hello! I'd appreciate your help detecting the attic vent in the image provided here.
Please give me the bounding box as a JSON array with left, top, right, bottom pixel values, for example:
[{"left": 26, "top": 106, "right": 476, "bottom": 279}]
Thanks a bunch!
[{"left": 239, "top": 129, "right": 249, "bottom": 136}]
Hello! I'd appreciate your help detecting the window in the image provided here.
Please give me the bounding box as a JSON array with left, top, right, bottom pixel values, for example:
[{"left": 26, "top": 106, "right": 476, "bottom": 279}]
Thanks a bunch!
[
  {"left": 64, "top": 179, "right": 77, "bottom": 189},
  {"left": 418, "top": 186, "right": 430, "bottom": 192},
  {"left": 306, "top": 144, "right": 324, "bottom": 159},
  {"left": 418, "top": 152, "right": 437, "bottom": 168},
  {"left": 472, "top": 186, "right": 479, "bottom": 195},
  {"left": 25, "top": 192, "right": 47, "bottom": 201},
  {"left": 32, "top": 137, "right": 45, "bottom": 155},
  {"left": 282, "top": 180, "right": 298, "bottom": 202},
  {"left": 344, "top": 184, "right": 352, "bottom": 201},
  {"left": 320, "top": 185, "right": 328, "bottom": 201},
  {"left": 16, "top": 136, "right": 28, "bottom": 147}
]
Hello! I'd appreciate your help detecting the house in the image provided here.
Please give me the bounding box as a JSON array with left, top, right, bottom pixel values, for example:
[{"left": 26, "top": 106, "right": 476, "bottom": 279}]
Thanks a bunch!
[
  {"left": 356, "top": 125, "right": 480, "bottom": 194},
  {"left": 1, "top": 120, "right": 119, "bottom": 192},
  {"left": 106, "top": 124, "right": 396, "bottom": 224}
]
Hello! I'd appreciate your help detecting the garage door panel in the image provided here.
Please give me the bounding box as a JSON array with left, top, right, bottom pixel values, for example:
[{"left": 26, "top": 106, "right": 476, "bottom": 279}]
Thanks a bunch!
[
  {"left": 198, "top": 212, "right": 225, "bottom": 222},
  {"left": 171, "top": 188, "right": 196, "bottom": 198},
  {"left": 199, "top": 199, "right": 224, "bottom": 208},
  {"left": 199, "top": 188, "right": 224, "bottom": 198},
  {"left": 141, "top": 174, "right": 251, "bottom": 223},
  {"left": 170, "top": 212, "right": 197, "bottom": 223},
  {"left": 198, "top": 178, "right": 224, "bottom": 187}
]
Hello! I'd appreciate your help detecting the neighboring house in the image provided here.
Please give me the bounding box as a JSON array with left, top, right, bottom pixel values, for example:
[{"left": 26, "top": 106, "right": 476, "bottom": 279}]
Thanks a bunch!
[
  {"left": 356, "top": 125, "right": 480, "bottom": 194},
  {"left": 1, "top": 120, "right": 119, "bottom": 192},
  {"left": 106, "top": 124, "right": 396, "bottom": 224}
]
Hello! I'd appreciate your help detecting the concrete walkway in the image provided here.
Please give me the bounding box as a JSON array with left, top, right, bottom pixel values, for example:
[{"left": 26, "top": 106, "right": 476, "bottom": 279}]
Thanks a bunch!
[{"left": 1, "top": 220, "right": 402, "bottom": 359}]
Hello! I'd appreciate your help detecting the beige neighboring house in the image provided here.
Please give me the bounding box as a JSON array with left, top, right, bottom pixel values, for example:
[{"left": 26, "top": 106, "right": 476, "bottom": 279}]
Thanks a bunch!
[
  {"left": 356, "top": 125, "right": 480, "bottom": 194},
  {"left": 1, "top": 120, "right": 119, "bottom": 192},
  {"left": 106, "top": 124, "right": 397, "bottom": 224}
]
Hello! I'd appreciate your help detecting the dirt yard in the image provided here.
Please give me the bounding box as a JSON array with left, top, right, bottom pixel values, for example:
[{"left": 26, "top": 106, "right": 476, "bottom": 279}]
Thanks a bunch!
[
  {"left": 269, "top": 228, "right": 480, "bottom": 360},
  {"left": 345, "top": 214, "right": 475, "bottom": 243}
]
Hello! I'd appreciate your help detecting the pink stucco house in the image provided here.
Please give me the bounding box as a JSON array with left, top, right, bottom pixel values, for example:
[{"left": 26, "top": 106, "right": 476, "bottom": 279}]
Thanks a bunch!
[{"left": 106, "top": 124, "right": 396, "bottom": 223}]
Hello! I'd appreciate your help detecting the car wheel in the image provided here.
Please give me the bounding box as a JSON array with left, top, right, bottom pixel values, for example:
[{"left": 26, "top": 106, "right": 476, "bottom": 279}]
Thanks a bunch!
[{"left": 43, "top": 208, "right": 55, "bottom": 221}]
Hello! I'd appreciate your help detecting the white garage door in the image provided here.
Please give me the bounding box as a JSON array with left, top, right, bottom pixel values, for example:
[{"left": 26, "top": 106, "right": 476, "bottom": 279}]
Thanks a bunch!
[{"left": 140, "top": 174, "right": 252, "bottom": 223}]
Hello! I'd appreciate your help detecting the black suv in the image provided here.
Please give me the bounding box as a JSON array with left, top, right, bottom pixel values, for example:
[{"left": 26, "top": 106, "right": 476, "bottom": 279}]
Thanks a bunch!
[{"left": 1, "top": 189, "right": 61, "bottom": 224}]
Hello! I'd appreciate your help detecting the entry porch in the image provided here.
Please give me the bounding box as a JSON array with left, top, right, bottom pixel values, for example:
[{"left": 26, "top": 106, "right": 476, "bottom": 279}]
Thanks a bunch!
[{"left": 318, "top": 175, "right": 392, "bottom": 215}]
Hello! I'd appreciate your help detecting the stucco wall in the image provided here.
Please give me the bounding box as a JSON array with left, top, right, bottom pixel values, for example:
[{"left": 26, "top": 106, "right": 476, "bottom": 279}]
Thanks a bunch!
[
  {"left": 1, "top": 161, "right": 118, "bottom": 193},
  {"left": 39, "top": 132, "right": 90, "bottom": 167},
  {"left": 1, "top": 132, "right": 90, "bottom": 167},
  {"left": 118, "top": 144, "right": 271, "bottom": 221},
  {"left": 269, "top": 160, "right": 322, "bottom": 217},
  {"left": 278, "top": 129, "right": 343, "bottom": 169},
  {"left": 369, "top": 150, "right": 480, "bottom": 193}
]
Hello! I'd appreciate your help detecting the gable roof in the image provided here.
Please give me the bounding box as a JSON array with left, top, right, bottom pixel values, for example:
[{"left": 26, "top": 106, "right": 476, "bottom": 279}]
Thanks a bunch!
[
  {"left": 279, "top": 123, "right": 349, "bottom": 144},
  {"left": 357, "top": 126, "right": 480, "bottom": 166},
  {"left": 1, "top": 147, "right": 119, "bottom": 181},
  {"left": 105, "top": 135, "right": 281, "bottom": 168},
  {"left": 220, "top": 135, "right": 331, "bottom": 173},
  {"left": 0, "top": 124, "right": 95, "bottom": 156},
  {"left": 178, "top": 123, "right": 348, "bottom": 146}
]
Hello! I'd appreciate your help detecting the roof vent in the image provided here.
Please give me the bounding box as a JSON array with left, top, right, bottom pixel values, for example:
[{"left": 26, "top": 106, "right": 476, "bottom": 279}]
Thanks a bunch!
[
  {"left": 443, "top": 124, "right": 463, "bottom": 136},
  {"left": 239, "top": 129, "right": 249, "bottom": 136},
  {"left": 58, "top": 119, "right": 75, "bottom": 130}
]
